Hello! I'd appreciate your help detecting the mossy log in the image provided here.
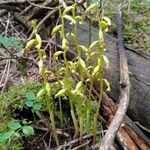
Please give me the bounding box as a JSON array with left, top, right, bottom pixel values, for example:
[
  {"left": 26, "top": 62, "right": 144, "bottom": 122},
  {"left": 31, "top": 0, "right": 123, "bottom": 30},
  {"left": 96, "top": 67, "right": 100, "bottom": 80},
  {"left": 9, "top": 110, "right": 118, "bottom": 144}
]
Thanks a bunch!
[{"left": 65, "top": 22, "right": 150, "bottom": 130}]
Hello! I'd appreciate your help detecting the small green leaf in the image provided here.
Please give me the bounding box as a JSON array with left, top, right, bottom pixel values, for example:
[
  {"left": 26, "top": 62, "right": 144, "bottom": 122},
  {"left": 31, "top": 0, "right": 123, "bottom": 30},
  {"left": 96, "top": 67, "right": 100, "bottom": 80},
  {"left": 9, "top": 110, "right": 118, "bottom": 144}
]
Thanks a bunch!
[
  {"left": 25, "top": 92, "right": 35, "bottom": 100},
  {"left": 0, "top": 131, "right": 15, "bottom": 142},
  {"left": 22, "top": 126, "right": 34, "bottom": 136},
  {"left": 39, "top": 49, "right": 46, "bottom": 58},
  {"left": 79, "top": 58, "right": 86, "bottom": 70},
  {"left": 33, "top": 103, "right": 42, "bottom": 111},
  {"left": 62, "top": 38, "right": 69, "bottom": 49},
  {"left": 53, "top": 51, "right": 64, "bottom": 58},
  {"left": 45, "top": 70, "right": 54, "bottom": 75},
  {"left": 35, "top": 34, "right": 42, "bottom": 49},
  {"left": 38, "top": 59, "right": 44, "bottom": 74},
  {"left": 92, "top": 65, "right": 100, "bottom": 76},
  {"left": 103, "top": 79, "right": 111, "bottom": 91},
  {"left": 45, "top": 82, "right": 51, "bottom": 97},
  {"left": 51, "top": 25, "right": 62, "bottom": 36},
  {"left": 102, "top": 55, "right": 109, "bottom": 68},
  {"left": 100, "top": 21, "right": 108, "bottom": 32},
  {"left": 63, "top": 6, "right": 74, "bottom": 15},
  {"left": 24, "top": 39, "right": 36, "bottom": 51},
  {"left": 103, "top": 17, "right": 111, "bottom": 26},
  {"left": 89, "top": 40, "right": 99, "bottom": 49},
  {"left": 99, "top": 28, "right": 103, "bottom": 40},
  {"left": 75, "top": 16, "right": 83, "bottom": 24},
  {"left": 25, "top": 100, "right": 34, "bottom": 107},
  {"left": 22, "top": 120, "right": 28, "bottom": 125},
  {"left": 100, "top": 17, "right": 111, "bottom": 32},
  {"left": 90, "top": 52, "right": 97, "bottom": 57},
  {"left": 79, "top": 45, "right": 89, "bottom": 52},
  {"left": 31, "top": 19, "right": 37, "bottom": 31},
  {"left": 76, "top": 81, "right": 82, "bottom": 91},
  {"left": 55, "top": 88, "right": 67, "bottom": 97},
  {"left": 36, "top": 34, "right": 42, "bottom": 45},
  {"left": 63, "top": 15, "right": 76, "bottom": 24},
  {"left": 84, "top": 3, "right": 99, "bottom": 14},
  {"left": 36, "top": 88, "right": 45, "bottom": 98},
  {"left": 7, "top": 121, "right": 21, "bottom": 130}
]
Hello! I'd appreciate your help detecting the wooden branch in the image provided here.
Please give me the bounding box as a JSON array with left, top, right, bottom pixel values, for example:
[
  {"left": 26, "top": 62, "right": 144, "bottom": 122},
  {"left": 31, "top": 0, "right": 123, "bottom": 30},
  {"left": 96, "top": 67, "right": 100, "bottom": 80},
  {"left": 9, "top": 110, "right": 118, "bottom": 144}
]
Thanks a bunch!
[
  {"left": 28, "top": 9, "right": 58, "bottom": 40},
  {"left": 0, "top": 0, "right": 44, "bottom": 5},
  {"left": 99, "top": 4, "right": 131, "bottom": 150},
  {"left": 53, "top": 134, "right": 93, "bottom": 150},
  {"left": 101, "top": 92, "right": 138, "bottom": 150},
  {"left": 27, "top": 0, "right": 54, "bottom": 20},
  {"left": 26, "top": 0, "right": 54, "bottom": 10},
  {"left": 14, "top": 12, "right": 31, "bottom": 29}
]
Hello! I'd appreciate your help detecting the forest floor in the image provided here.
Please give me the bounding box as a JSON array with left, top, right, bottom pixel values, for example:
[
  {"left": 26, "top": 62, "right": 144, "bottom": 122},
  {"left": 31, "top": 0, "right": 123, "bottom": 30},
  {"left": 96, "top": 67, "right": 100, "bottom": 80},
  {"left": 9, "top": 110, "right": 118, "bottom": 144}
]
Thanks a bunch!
[{"left": 0, "top": 0, "right": 150, "bottom": 150}]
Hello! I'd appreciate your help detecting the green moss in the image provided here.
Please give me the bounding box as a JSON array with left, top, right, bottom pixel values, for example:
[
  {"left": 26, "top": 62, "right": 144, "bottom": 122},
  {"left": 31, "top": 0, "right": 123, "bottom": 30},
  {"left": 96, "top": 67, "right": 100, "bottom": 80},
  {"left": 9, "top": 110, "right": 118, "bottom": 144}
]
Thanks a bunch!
[
  {"left": 0, "top": 81, "right": 41, "bottom": 118},
  {"left": 104, "top": 0, "right": 150, "bottom": 51},
  {"left": 0, "top": 81, "right": 42, "bottom": 149},
  {"left": 0, "top": 80, "right": 73, "bottom": 149}
]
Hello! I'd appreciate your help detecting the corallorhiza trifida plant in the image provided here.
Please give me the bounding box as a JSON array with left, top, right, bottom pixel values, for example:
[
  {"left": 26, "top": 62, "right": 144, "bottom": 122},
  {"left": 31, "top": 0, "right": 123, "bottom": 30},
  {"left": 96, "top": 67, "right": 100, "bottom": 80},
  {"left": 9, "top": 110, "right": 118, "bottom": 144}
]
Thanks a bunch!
[{"left": 24, "top": 2, "right": 111, "bottom": 146}]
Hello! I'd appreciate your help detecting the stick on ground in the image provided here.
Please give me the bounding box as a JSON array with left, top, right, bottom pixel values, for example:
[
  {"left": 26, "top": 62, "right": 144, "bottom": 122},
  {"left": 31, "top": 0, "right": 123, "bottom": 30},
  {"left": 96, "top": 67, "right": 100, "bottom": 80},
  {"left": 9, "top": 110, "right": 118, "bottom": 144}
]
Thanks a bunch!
[{"left": 99, "top": 3, "right": 131, "bottom": 150}]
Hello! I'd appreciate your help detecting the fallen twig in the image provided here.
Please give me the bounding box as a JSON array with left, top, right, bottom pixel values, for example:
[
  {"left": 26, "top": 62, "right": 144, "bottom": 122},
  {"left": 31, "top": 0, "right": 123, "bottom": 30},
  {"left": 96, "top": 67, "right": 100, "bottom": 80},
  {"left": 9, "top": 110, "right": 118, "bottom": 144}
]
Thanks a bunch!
[
  {"left": 99, "top": 2, "right": 131, "bottom": 149},
  {"left": 27, "top": 0, "right": 54, "bottom": 10},
  {"left": 0, "top": 0, "right": 44, "bottom": 5},
  {"left": 124, "top": 125, "right": 150, "bottom": 149},
  {"left": 52, "top": 134, "right": 93, "bottom": 150},
  {"left": 28, "top": 9, "right": 58, "bottom": 40}
]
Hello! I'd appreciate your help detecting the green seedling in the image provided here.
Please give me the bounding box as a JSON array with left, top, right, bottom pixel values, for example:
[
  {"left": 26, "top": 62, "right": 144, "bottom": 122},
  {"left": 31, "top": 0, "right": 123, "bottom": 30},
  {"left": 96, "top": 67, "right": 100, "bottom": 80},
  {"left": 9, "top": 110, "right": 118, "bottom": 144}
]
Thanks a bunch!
[
  {"left": 0, "top": 120, "right": 34, "bottom": 143},
  {"left": 25, "top": 91, "right": 42, "bottom": 111},
  {"left": 24, "top": 2, "right": 111, "bottom": 146}
]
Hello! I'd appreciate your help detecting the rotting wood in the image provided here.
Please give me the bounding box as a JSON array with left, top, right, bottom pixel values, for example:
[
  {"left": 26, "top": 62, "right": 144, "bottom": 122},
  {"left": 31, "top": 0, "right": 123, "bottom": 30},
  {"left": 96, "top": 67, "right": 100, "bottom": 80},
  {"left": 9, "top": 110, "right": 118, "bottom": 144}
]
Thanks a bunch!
[
  {"left": 124, "top": 116, "right": 150, "bottom": 145},
  {"left": 91, "top": 89, "right": 150, "bottom": 150},
  {"left": 124, "top": 125, "right": 150, "bottom": 149},
  {"left": 116, "top": 127, "right": 138, "bottom": 150}
]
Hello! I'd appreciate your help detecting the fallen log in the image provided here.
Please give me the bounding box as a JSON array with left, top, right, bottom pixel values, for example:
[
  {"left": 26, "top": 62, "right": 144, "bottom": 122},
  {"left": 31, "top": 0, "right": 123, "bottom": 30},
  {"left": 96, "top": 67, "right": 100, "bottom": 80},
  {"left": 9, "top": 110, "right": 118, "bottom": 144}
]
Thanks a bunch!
[{"left": 101, "top": 92, "right": 150, "bottom": 149}]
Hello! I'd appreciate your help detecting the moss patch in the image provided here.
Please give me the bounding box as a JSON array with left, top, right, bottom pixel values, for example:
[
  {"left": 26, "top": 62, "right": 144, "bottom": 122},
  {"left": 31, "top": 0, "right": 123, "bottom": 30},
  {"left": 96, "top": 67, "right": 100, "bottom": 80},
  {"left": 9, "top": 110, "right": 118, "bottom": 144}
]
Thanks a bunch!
[
  {"left": 104, "top": 0, "right": 150, "bottom": 52},
  {"left": 0, "top": 81, "right": 42, "bottom": 149},
  {"left": 123, "top": 0, "right": 150, "bottom": 51}
]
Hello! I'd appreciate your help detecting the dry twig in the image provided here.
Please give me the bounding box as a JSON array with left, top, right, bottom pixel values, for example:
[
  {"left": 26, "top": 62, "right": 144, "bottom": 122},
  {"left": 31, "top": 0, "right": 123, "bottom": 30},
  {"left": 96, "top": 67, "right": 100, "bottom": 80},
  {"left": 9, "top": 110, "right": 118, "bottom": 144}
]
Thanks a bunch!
[{"left": 99, "top": 2, "right": 130, "bottom": 150}]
